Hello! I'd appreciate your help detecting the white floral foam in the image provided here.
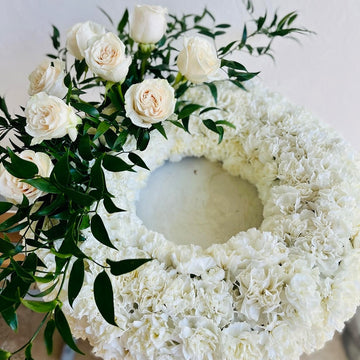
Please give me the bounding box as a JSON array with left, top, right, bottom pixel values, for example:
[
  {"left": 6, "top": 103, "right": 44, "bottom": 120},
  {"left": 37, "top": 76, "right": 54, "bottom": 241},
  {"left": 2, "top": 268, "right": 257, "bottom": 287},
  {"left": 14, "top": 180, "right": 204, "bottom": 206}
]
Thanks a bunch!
[{"left": 39, "top": 81, "right": 360, "bottom": 359}]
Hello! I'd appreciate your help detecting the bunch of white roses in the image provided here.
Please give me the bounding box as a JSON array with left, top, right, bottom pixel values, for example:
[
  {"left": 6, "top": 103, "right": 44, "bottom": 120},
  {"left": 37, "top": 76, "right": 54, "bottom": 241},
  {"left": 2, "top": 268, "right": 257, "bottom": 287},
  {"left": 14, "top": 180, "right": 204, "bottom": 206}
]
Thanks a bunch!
[
  {"left": 0, "top": 5, "right": 220, "bottom": 208},
  {"left": 0, "top": 5, "right": 225, "bottom": 206}
]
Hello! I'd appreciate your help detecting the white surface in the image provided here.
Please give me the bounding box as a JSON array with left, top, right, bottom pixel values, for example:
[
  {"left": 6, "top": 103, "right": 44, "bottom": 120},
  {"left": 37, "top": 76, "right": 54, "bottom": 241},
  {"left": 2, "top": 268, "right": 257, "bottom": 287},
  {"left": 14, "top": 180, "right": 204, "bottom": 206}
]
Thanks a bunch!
[{"left": 1, "top": 1, "right": 359, "bottom": 359}]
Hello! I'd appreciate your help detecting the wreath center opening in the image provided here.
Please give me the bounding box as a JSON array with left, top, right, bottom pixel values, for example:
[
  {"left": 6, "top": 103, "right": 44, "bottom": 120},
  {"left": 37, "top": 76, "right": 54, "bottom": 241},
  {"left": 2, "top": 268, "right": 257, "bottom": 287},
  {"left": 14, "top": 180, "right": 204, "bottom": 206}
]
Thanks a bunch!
[{"left": 136, "top": 157, "right": 263, "bottom": 248}]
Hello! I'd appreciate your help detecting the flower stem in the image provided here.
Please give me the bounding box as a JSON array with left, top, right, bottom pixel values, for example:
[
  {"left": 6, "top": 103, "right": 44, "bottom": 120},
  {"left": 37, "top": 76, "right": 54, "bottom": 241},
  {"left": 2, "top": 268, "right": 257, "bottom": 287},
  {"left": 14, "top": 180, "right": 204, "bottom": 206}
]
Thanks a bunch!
[{"left": 117, "top": 84, "right": 125, "bottom": 104}]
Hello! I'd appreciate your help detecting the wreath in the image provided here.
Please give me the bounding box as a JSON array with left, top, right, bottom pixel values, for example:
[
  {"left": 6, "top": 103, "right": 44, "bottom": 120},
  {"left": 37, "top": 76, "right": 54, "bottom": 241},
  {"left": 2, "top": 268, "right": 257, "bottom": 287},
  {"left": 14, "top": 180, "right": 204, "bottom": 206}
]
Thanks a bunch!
[{"left": 37, "top": 81, "right": 360, "bottom": 359}]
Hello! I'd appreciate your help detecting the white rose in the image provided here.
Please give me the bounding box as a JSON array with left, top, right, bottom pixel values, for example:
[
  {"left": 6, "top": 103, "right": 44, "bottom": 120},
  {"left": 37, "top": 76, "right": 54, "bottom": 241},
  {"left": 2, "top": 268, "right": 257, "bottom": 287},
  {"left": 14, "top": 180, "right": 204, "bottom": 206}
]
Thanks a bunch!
[
  {"left": 0, "top": 150, "right": 53, "bottom": 204},
  {"left": 130, "top": 5, "right": 167, "bottom": 44},
  {"left": 25, "top": 92, "right": 81, "bottom": 145},
  {"left": 177, "top": 36, "right": 221, "bottom": 84},
  {"left": 84, "top": 32, "right": 131, "bottom": 83},
  {"left": 125, "top": 78, "right": 175, "bottom": 128},
  {"left": 66, "top": 21, "right": 106, "bottom": 60},
  {"left": 28, "top": 59, "right": 67, "bottom": 98}
]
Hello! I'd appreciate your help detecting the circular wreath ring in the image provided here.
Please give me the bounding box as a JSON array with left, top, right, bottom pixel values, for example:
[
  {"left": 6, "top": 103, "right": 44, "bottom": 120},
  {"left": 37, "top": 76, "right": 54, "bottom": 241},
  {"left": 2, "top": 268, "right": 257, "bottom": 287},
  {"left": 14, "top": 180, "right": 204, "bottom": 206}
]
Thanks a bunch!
[{"left": 40, "top": 81, "right": 360, "bottom": 360}]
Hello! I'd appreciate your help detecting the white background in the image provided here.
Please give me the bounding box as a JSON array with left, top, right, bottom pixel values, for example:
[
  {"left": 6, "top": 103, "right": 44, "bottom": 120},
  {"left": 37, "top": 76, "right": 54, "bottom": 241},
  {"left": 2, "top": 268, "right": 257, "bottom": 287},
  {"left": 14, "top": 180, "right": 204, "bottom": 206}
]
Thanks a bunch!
[{"left": 0, "top": 1, "right": 359, "bottom": 359}]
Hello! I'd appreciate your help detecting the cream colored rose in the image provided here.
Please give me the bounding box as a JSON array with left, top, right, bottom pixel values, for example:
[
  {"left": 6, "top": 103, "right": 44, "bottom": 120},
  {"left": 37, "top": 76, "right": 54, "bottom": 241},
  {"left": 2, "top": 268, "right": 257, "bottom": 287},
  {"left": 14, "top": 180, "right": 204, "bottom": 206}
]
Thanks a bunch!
[
  {"left": 0, "top": 150, "right": 53, "bottom": 204},
  {"left": 84, "top": 32, "right": 131, "bottom": 83},
  {"left": 28, "top": 58, "right": 67, "bottom": 98},
  {"left": 177, "top": 36, "right": 221, "bottom": 84},
  {"left": 124, "top": 78, "right": 175, "bottom": 128},
  {"left": 66, "top": 21, "right": 106, "bottom": 60},
  {"left": 25, "top": 92, "right": 81, "bottom": 145},
  {"left": 130, "top": 5, "right": 167, "bottom": 44}
]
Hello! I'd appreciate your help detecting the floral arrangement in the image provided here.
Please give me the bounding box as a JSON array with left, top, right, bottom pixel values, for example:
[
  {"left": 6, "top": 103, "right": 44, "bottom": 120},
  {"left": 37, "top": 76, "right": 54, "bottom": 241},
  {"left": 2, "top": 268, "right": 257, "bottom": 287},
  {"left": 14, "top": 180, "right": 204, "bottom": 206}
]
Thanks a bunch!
[
  {"left": 0, "top": 2, "right": 323, "bottom": 359},
  {"left": 57, "top": 81, "right": 360, "bottom": 360}
]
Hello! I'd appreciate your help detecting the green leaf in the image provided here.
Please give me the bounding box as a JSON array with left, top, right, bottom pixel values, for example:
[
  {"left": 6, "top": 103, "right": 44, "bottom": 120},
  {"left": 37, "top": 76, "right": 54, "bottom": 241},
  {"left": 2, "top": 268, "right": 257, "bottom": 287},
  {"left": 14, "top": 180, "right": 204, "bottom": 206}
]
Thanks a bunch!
[
  {"left": 227, "top": 69, "right": 260, "bottom": 81},
  {"left": 29, "top": 281, "right": 58, "bottom": 298},
  {"left": 34, "top": 195, "right": 65, "bottom": 218},
  {"left": 205, "top": 83, "right": 218, "bottom": 104},
  {"left": 0, "top": 237, "right": 15, "bottom": 254},
  {"left": 63, "top": 188, "right": 96, "bottom": 207},
  {"left": 90, "top": 158, "right": 105, "bottom": 192},
  {"left": 64, "top": 72, "right": 71, "bottom": 88},
  {"left": 72, "top": 102, "right": 99, "bottom": 118},
  {"left": 128, "top": 153, "right": 149, "bottom": 170},
  {"left": 43, "top": 221, "right": 67, "bottom": 240},
  {"left": 113, "top": 131, "right": 128, "bottom": 150},
  {"left": 25, "top": 342, "right": 34, "bottom": 360},
  {"left": 218, "top": 40, "right": 237, "bottom": 56},
  {"left": 216, "top": 23, "right": 231, "bottom": 28},
  {"left": 181, "top": 117, "right": 190, "bottom": 133},
  {"left": 216, "top": 120, "right": 236, "bottom": 129},
  {"left": 54, "top": 257, "right": 67, "bottom": 276},
  {"left": 106, "top": 258, "right": 152, "bottom": 276},
  {"left": 203, "top": 119, "right": 218, "bottom": 133},
  {"left": 50, "top": 25, "right": 60, "bottom": 50},
  {"left": 217, "top": 125, "right": 224, "bottom": 143},
  {"left": 91, "top": 214, "right": 116, "bottom": 250},
  {"left": 21, "top": 299, "right": 58, "bottom": 313},
  {"left": 94, "top": 271, "right": 117, "bottom": 326},
  {"left": 177, "top": 104, "right": 202, "bottom": 119},
  {"left": 1, "top": 306, "right": 18, "bottom": 332},
  {"left": 44, "top": 319, "right": 56, "bottom": 355},
  {"left": 33, "top": 273, "right": 56, "bottom": 283},
  {"left": 199, "top": 106, "right": 219, "bottom": 115},
  {"left": 10, "top": 258, "right": 34, "bottom": 283},
  {"left": 93, "top": 121, "right": 110, "bottom": 140},
  {"left": 257, "top": 13, "right": 267, "bottom": 30},
  {"left": 4, "top": 221, "right": 28, "bottom": 234},
  {"left": 68, "top": 258, "right": 84, "bottom": 307},
  {"left": 75, "top": 59, "right": 88, "bottom": 82},
  {"left": 55, "top": 305, "right": 84, "bottom": 354},
  {"left": 103, "top": 196, "right": 124, "bottom": 214},
  {"left": 288, "top": 13, "right": 298, "bottom": 26},
  {"left": 278, "top": 11, "right": 297, "bottom": 29},
  {"left": 0, "top": 210, "right": 27, "bottom": 232},
  {"left": 0, "top": 97, "right": 11, "bottom": 120},
  {"left": 221, "top": 59, "right": 247, "bottom": 71},
  {"left": 136, "top": 130, "right": 150, "bottom": 151},
  {"left": 169, "top": 120, "right": 186, "bottom": 131},
  {"left": 230, "top": 79, "right": 246, "bottom": 90},
  {"left": 51, "top": 153, "right": 70, "bottom": 186},
  {"left": 58, "top": 226, "right": 87, "bottom": 259},
  {"left": 22, "top": 178, "right": 60, "bottom": 194},
  {"left": 0, "top": 349, "right": 11, "bottom": 360},
  {"left": 118, "top": 9, "right": 129, "bottom": 33},
  {"left": 175, "top": 82, "right": 189, "bottom": 98},
  {"left": 4, "top": 149, "right": 38, "bottom": 179},
  {"left": 78, "top": 134, "right": 93, "bottom": 161},
  {"left": 102, "top": 154, "right": 133, "bottom": 172},
  {"left": 151, "top": 123, "right": 167, "bottom": 139},
  {"left": 0, "top": 202, "right": 12, "bottom": 215}
]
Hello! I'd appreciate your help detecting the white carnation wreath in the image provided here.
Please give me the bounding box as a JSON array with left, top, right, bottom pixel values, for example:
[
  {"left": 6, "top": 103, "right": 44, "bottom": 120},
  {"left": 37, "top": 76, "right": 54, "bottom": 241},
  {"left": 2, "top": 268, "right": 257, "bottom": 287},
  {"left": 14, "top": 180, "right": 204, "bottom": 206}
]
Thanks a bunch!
[{"left": 40, "top": 81, "right": 360, "bottom": 360}]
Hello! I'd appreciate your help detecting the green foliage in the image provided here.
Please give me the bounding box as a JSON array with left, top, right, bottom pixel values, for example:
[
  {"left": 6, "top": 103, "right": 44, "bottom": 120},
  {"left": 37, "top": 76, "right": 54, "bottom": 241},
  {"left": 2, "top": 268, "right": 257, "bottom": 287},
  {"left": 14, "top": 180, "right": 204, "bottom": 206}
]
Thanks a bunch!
[
  {"left": 106, "top": 258, "right": 152, "bottom": 276},
  {"left": 0, "top": 2, "right": 311, "bottom": 358},
  {"left": 68, "top": 259, "right": 84, "bottom": 307},
  {"left": 54, "top": 306, "right": 84, "bottom": 354},
  {"left": 94, "top": 271, "right": 117, "bottom": 326}
]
